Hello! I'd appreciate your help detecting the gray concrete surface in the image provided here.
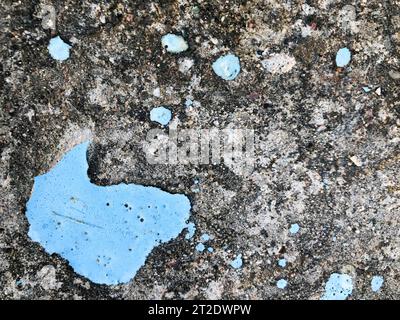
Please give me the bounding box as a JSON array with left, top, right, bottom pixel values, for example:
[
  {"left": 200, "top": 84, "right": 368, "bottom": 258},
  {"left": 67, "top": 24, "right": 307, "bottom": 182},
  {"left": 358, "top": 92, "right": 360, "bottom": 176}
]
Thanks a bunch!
[{"left": 0, "top": 0, "right": 399, "bottom": 299}]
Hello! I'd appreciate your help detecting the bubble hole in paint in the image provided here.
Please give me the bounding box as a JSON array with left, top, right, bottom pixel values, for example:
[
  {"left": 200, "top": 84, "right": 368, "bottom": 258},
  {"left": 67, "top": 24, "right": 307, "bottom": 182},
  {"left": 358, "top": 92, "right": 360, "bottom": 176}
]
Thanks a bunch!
[
  {"left": 26, "top": 142, "right": 192, "bottom": 285},
  {"left": 321, "top": 273, "right": 353, "bottom": 300}
]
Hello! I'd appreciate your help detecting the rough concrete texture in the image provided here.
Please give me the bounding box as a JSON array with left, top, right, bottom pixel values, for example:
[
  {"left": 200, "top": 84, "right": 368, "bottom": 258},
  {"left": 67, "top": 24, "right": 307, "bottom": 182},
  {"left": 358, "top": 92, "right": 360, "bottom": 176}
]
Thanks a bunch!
[{"left": 0, "top": 0, "right": 399, "bottom": 300}]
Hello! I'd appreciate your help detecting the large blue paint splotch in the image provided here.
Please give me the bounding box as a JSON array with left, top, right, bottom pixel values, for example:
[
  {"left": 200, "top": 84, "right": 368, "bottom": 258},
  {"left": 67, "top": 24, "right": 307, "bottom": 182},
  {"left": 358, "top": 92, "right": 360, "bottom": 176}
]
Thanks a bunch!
[
  {"left": 26, "top": 142, "right": 191, "bottom": 285},
  {"left": 321, "top": 273, "right": 353, "bottom": 300}
]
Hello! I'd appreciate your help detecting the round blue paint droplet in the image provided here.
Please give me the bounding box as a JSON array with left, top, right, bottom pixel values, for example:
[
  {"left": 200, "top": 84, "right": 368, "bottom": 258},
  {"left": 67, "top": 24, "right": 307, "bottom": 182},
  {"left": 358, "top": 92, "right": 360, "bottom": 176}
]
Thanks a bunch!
[
  {"left": 195, "top": 243, "right": 205, "bottom": 252},
  {"left": 335, "top": 47, "right": 351, "bottom": 67},
  {"left": 371, "top": 275, "right": 384, "bottom": 292},
  {"left": 289, "top": 223, "right": 300, "bottom": 234},
  {"left": 161, "top": 34, "right": 188, "bottom": 53},
  {"left": 212, "top": 54, "right": 241, "bottom": 80},
  {"left": 150, "top": 106, "right": 172, "bottom": 126},
  {"left": 278, "top": 258, "right": 287, "bottom": 268},
  {"left": 277, "top": 279, "right": 287, "bottom": 289},
  {"left": 48, "top": 36, "right": 71, "bottom": 61}
]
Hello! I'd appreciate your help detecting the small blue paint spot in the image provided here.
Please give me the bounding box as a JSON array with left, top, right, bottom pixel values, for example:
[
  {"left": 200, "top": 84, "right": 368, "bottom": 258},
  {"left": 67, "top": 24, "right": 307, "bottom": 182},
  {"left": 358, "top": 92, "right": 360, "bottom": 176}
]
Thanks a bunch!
[
  {"left": 289, "top": 223, "right": 300, "bottom": 234},
  {"left": 192, "top": 179, "right": 200, "bottom": 193},
  {"left": 185, "top": 222, "right": 196, "bottom": 240},
  {"left": 371, "top": 275, "right": 384, "bottom": 292},
  {"left": 230, "top": 254, "right": 243, "bottom": 269},
  {"left": 212, "top": 54, "right": 241, "bottom": 81},
  {"left": 150, "top": 106, "right": 172, "bottom": 126},
  {"left": 201, "top": 233, "right": 210, "bottom": 242},
  {"left": 48, "top": 36, "right": 71, "bottom": 61},
  {"left": 277, "top": 279, "right": 287, "bottom": 289},
  {"left": 26, "top": 142, "right": 191, "bottom": 285},
  {"left": 161, "top": 34, "right": 188, "bottom": 53},
  {"left": 195, "top": 243, "right": 205, "bottom": 252},
  {"left": 321, "top": 273, "right": 353, "bottom": 300},
  {"left": 15, "top": 279, "right": 24, "bottom": 286},
  {"left": 278, "top": 258, "right": 287, "bottom": 268},
  {"left": 362, "top": 86, "right": 372, "bottom": 93},
  {"left": 207, "top": 247, "right": 214, "bottom": 253},
  {"left": 335, "top": 47, "right": 351, "bottom": 67},
  {"left": 185, "top": 99, "right": 193, "bottom": 108}
]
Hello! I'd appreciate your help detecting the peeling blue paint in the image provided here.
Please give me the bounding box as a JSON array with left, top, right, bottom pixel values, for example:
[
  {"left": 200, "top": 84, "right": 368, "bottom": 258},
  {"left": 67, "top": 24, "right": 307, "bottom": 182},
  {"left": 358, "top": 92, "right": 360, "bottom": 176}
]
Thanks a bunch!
[
  {"left": 230, "top": 254, "right": 243, "bottom": 269},
  {"left": 371, "top": 276, "right": 384, "bottom": 292},
  {"left": 48, "top": 36, "right": 71, "bottom": 61},
  {"left": 161, "top": 34, "right": 188, "bottom": 53},
  {"left": 207, "top": 247, "right": 214, "bottom": 253},
  {"left": 212, "top": 54, "right": 241, "bottom": 80},
  {"left": 321, "top": 273, "right": 353, "bottom": 300},
  {"left": 26, "top": 142, "right": 191, "bottom": 285},
  {"left": 150, "top": 106, "right": 172, "bottom": 126}
]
